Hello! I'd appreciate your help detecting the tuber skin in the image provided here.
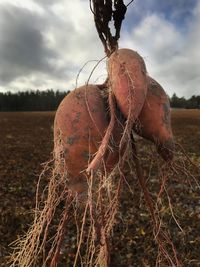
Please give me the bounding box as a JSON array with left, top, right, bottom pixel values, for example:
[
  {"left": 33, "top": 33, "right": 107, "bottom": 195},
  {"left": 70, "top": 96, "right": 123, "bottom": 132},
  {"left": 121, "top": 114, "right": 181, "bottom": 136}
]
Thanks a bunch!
[
  {"left": 87, "top": 48, "right": 148, "bottom": 173},
  {"left": 54, "top": 84, "right": 122, "bottom": 196},
  {"left": 135, "top": 76, "right": 174, "bottom": 161},
  {"left": 108, "top": 48, "right": 148, "bottom": 121}
]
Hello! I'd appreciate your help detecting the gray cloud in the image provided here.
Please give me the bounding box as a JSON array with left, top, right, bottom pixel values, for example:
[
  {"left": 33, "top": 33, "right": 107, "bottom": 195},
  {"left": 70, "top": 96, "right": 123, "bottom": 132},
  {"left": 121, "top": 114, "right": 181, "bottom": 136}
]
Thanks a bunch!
[
  {"left": 33, "top": 0, "right": 63, "bottom": 8},
  {"left": 0, "top": 4, "right": 65, "bottom": 85},
  {"left": 0, "top": 1, "right": 104, "bottom": 91}
]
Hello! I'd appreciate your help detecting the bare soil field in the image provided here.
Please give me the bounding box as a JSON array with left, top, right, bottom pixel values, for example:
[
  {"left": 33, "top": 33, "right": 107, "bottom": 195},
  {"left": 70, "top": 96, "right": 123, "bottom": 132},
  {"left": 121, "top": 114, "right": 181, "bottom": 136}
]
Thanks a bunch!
[{"left": 0, "top": 110, "right": 200, "bottom": 267}]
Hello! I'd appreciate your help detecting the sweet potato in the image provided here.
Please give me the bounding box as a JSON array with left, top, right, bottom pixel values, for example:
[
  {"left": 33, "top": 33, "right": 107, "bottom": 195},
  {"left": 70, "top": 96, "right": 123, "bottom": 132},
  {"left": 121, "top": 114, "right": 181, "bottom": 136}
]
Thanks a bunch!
[
  {"left": 87, "top": 48, "right": 148, "bottom": 172},
  {"left": 54, "top": 78, "right": 174, "bottom": 198},
  {"left": 105, "top": 75, "right": 175, "bottom": 162},
  {"left": 135, "top": 77, "right": 174, "bottom": 160},
  {"left": 54, "top": 84, "right": 122, "bottom": 195},
  {"left": 108, "top": 48, "right": 148, "bottom": 120}
]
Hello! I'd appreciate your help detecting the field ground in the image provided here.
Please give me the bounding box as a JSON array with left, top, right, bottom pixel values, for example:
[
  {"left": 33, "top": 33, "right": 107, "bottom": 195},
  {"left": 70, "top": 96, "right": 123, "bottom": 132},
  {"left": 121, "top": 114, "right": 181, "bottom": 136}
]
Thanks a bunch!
[{"left": 0, "top": 110, "right": 200, "bottom": 266}]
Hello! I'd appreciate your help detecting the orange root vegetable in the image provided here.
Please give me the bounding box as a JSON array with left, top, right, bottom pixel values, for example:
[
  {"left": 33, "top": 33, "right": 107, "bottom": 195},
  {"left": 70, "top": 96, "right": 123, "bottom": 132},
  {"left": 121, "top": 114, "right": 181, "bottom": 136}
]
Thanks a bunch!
[
  {"left": 108, "top": 48, "right": 148, "bottom": 121},
  {"left": 54, "top": 76, "right": 174, "bottom": 198},
  {"left": 87, "top": 48, "right": 148, "bottom": 172},
  {"left": 135, "top": 76, "right": 174, "bottom": 161},
  {"left": 54, "top": 84, "right": 122, "bottom": 196}
]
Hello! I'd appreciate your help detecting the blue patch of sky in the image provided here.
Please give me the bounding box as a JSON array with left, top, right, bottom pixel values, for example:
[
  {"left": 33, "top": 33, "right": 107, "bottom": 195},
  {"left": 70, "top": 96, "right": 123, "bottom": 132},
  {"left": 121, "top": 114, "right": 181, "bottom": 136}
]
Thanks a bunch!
[{"left": 123, "top": 0, "right": 198, "bottom": 33}]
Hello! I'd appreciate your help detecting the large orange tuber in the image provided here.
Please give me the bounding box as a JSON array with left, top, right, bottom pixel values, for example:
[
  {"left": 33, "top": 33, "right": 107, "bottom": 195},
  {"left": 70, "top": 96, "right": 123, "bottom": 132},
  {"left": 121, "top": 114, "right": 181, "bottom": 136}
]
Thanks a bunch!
[
  {"left": 87, "top": 48, "right": 148, "bottom": 172},
  {"left": 108, "top": 48, "right": 148, "bottom": 121},
  {"left": 135, "top": 77, "right": 174, "bottom": 161},
  {"left": 54, "top": 84, "right": 122, "bottom": 196}
]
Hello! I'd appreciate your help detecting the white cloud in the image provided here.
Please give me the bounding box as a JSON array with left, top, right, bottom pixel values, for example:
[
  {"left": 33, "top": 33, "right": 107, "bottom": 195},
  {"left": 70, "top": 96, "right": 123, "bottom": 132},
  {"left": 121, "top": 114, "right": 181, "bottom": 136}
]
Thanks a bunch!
[
  {"left": 120, "top": 6, "right": 200, "bottom": 98},
  {"left": 0, "top": 0, "right": 44, "bottom": 14}
]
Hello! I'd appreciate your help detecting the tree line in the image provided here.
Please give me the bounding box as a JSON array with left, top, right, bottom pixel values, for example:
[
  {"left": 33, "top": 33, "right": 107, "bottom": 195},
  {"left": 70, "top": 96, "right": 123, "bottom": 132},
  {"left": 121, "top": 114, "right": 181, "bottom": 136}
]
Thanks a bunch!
[
  {"left": 0, "top": 90, "right": 199, "bottom": 111},
  {"left": 0, "top": 90, "right": 69, "bottom": 111},
  {"left": 170, "top": 93, "right": 200, "bottom": 109}
]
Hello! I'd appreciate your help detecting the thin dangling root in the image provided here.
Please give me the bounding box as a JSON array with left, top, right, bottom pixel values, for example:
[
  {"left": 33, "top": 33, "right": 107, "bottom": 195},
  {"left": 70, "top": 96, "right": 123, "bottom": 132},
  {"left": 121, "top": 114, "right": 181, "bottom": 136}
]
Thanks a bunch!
[
  {"left": 87, "top": 89, "right": 116, "bottom": 173},
  {"left": 131, "top": 138, "right": 182, "bottom": 267},
  {"left": 9, "top": 136, "right": 124, "bottom": 267}
]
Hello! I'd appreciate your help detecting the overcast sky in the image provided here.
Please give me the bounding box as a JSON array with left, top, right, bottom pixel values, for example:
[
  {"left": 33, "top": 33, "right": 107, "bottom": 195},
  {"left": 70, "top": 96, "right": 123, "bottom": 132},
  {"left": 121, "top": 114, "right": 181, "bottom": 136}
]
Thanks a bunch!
[{"left": 0, "top": 0, "right": 199, "bottom": 98}]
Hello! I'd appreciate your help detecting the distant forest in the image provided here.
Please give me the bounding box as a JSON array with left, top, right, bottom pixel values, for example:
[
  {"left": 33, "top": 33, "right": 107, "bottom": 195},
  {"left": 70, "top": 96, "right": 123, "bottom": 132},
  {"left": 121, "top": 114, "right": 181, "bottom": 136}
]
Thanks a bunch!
[
  {"left": 0, "top": 90, "right": 199, "bottom": 111},
  {"left": 0, "top": 90, "right": 69, "bottom": 111},
  {"left": 170, "top": 93, "right": 200, "bottom": 109}
]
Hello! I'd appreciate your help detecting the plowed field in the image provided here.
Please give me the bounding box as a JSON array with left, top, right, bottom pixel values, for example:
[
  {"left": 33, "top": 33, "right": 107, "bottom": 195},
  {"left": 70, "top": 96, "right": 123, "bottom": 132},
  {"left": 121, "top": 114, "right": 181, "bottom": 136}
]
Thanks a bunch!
[{"left": 0, "top": 110, "right": 200, "bottom": 266}]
